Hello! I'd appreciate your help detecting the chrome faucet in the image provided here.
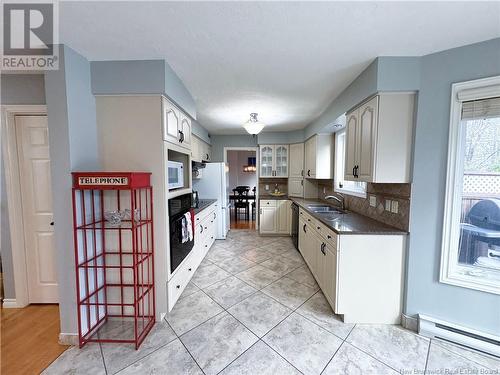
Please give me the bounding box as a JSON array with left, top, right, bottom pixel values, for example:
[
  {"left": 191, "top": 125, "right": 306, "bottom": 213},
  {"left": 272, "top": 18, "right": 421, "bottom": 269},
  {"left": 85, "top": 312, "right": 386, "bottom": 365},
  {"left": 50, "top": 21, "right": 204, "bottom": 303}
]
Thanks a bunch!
[{"left": 325, "top": 194, "right": 345, "bottom": 211}]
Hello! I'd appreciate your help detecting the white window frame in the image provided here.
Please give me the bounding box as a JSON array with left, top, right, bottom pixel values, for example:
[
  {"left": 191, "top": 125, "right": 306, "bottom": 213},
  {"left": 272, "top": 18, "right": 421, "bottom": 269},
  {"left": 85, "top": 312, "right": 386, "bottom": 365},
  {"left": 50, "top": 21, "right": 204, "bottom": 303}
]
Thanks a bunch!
[
  {"left": 334, "top": 130, "right": 367, "bottom": 198},
  {"left": 440, "top": 75, "right": 500, "bottom": 295}
]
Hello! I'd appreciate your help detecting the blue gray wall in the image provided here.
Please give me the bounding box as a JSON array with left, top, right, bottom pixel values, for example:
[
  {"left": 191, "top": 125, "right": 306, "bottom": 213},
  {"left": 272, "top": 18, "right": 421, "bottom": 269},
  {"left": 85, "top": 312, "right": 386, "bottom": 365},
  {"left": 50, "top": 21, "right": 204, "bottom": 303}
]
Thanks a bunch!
[
  {"left": 45, "top": 45, "right": 100, "bottom": 335},
  {"left": 406, "top": 38, "right": 500, "bottom": 336},
  {"left": 210, "top": 135, "right": 258, "bottom": 162},
  {"left": 90, "top": 60, "right": 197, "bottom": 119},
  {"left": 1, "top": 74, "right": 46, "bottom": 105}
]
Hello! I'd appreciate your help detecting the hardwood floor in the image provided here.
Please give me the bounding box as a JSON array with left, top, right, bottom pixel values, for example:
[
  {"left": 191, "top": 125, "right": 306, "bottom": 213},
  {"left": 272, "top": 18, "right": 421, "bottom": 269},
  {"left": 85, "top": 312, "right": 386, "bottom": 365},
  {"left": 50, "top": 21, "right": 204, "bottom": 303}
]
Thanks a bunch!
[
  {"left": 230, "top": 218, "right": 256, "bottom": 230},
  {"left": 1, "top": 304, "right": 68, "bottom": 375}
]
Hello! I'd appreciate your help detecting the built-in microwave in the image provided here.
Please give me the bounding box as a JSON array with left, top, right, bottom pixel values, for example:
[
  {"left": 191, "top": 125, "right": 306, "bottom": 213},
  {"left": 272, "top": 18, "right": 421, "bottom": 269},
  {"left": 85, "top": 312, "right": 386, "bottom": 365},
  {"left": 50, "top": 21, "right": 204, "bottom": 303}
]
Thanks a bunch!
[{"left": 168, "top": 160, "right": 184, "bottom": 189}]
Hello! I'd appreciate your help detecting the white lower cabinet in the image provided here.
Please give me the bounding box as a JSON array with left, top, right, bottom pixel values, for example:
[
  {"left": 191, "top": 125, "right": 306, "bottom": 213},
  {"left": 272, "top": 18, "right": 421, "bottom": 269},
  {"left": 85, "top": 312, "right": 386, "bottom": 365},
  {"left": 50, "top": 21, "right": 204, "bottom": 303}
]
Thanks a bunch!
[
  {"left": 167, "top": 203, "right": 217, "bottom": 311},
  {"left": 259, "top": 199, "right": 291, "bottom": 235},
  {"left": 298, "top": 207, "right": 405, "bottom": 324}
]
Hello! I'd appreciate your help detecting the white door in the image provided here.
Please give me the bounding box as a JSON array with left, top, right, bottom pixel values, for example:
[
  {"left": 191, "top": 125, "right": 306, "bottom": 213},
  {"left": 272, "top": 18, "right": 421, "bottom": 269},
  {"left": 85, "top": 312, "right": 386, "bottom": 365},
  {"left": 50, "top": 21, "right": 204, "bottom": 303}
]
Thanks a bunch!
[
  {"left": 259, "top": 145, "right": 274, "bottom": 177},
  {"left": 259, "top": 206, "right": 276, "bottom": 233},
  {"left": 275, "top": 145, "right": 289, "bottom": 177},
  {"left": 345, "top": 111, "right": 358, "bottom": 180},
  {"left": 357, "top": 96, "right": 378, "bottom": 181},
  {"left": 289, "top": 143, "right": 304, "bottom": 178},
  {"left": 15, "top": 115, "right": 58, "bottom": 303}
]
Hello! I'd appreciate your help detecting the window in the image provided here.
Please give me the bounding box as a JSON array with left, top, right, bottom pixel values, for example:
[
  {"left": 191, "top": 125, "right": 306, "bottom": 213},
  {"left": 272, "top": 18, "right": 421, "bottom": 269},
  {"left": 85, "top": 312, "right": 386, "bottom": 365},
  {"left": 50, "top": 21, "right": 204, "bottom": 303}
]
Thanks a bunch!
[
  {"left": 441, "top": 76, "right": 500, "bottom": 295},
  {"left": 334, "top": 129, "right": 366, "bottom": 197}
]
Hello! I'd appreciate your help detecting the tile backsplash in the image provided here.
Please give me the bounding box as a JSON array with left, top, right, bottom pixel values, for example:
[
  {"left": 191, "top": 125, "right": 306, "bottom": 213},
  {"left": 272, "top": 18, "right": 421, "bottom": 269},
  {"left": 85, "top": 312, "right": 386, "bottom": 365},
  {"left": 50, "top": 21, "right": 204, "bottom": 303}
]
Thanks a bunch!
[
  {"left": 258, "top": 178, "right": 288, "bottom": 196},
  {"left": 317, "top": 180, "right": 411, "bottom": 232}
]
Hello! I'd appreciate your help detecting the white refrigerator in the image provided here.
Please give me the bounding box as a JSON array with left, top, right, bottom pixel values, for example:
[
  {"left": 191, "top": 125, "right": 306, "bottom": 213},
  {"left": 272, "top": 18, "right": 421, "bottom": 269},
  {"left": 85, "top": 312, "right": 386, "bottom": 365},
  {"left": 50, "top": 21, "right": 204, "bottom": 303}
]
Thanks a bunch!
[{"left": 192, "top": 162, "right": 230, "bottom": 239}]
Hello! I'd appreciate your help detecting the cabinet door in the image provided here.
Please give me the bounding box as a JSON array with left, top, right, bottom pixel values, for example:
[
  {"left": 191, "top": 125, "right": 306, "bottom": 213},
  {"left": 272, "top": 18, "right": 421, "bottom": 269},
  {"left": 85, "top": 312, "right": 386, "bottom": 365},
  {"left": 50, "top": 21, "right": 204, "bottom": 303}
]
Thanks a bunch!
[
  {"left": 311, "top": 234, "right": 321, "bottom": 278},
  {"left": 259, "top": 206, "right": 276, "bottom": 233},
  {"left": 260, "top": 145, "right": 274, "bottom": 177},
  {"left": 305, "top": 137, "right": 316, "bottom": 178},
  {"left": 289, "top": 143, "right": 304, "bottom": 178},
  {"left": 322, "top": 244, "right": 338, "bottom": 311},
  {"left": 357, "top": 96, "right": 378, "bottom": 181},
  {"left": 275, "top": 145, "right": 289, "bottom": 177},
  {"left": 179, "top": 114, "right": 192, "bottom": 149},
  {"left": 301, "top": 221, "right": 312, "bottom": 265},
  {"left": 163, "top": 99, "right": 181, "bottom": 144},
  {"left": 344, "top": 111, "right": 358, "bottom": 180},
  {"left": 206, "top": 144, "right": 212, "bottom": 161},
  {"left": 288, "top": 178, "right": 304, "bottom": 197},
  {"left": 277, "top": 200, "right": 291, "bottom": 234},
  {"left": 191, "top": 136, "right": 198, "bottom": 161}
]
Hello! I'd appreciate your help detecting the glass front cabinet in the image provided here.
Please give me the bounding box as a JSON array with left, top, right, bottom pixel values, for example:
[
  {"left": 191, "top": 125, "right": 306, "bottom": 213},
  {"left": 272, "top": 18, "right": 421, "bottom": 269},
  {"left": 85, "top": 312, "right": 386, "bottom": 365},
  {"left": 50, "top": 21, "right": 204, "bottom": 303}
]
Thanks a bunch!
[{"left": 259, "top": 145, "right": 289, "bottom": 178}]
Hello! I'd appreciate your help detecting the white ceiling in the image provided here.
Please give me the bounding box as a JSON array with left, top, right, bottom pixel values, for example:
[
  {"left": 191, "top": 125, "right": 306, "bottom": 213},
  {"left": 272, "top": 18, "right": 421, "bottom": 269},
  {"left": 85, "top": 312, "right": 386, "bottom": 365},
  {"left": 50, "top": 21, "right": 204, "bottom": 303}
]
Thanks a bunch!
[{"left": 60, "top": 1, "right": 500, "bottom": 134}]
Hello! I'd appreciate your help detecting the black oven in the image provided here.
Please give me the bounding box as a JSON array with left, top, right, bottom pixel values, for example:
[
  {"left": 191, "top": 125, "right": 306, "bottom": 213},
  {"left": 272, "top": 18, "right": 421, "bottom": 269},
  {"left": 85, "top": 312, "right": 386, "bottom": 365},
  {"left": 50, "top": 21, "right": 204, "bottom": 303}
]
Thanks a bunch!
[{"left": 169, "top": 193, "right": 194, "bottom": 273}]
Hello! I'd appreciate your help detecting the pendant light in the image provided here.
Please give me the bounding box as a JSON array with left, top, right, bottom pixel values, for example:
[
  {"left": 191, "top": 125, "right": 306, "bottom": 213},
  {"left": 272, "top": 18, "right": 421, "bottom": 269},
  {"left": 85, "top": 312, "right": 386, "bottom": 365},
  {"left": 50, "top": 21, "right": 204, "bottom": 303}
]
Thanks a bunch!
[{"left": 243, "top": 113, "right": 265, "bottom": 135}]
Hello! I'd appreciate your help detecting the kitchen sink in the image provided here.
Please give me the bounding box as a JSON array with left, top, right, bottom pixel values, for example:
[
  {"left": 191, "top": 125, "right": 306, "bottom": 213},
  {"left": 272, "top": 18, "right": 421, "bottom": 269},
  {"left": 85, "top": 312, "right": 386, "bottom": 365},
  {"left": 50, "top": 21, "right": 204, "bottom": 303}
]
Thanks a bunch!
[
  {"left": 315, "top": 212, "right": 342, "bottom": 221},
  {"left": 307, "top": 205, "right": 343, "bottom": 214}
]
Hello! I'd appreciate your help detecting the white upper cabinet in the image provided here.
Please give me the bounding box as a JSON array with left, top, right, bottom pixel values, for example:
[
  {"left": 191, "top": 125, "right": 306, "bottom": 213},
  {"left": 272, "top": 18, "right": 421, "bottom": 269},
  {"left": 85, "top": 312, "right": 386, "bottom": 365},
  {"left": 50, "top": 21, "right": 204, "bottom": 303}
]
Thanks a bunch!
[
  {"left": 289, "top": 143, "right": 304, "bottom": 178},
  {"left": 162, "top": 97, "right": 191, "bottom": 151},
  {"left": 260, "top": 145, "right": 274, "bottom": 177},
  {"left": 275, "top": 145, "right": 289, "bottom": 177},
  {"left": 179, "top": 113, "right": 192, "bottom": 148},
  {"left": 344, "top": 92, "right": 415, "bottom": 183},
  {"left": 191, "top": 136, "right": 212, "bottom": 162},
  {"left": 259, "top": 145, "right": 288, "bottom": 178},
  {"left": 304, "top": 134, "right": 333, "bottom": 179}
]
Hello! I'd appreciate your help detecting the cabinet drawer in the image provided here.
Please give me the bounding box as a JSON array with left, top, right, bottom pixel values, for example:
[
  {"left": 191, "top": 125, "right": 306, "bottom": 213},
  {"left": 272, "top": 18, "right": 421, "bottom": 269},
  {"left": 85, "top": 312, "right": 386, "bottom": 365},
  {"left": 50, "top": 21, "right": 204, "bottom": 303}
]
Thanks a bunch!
[
  {"left": 195, "top": 204, "right": 216, "bottom": 224},
  {"left": 260, "top": 199, "right": 277, "bottom": 207},
  {"left": 323, "top": 228, "right": 338, "bottom": 250},
  {"left": 168, "top": 259, "right": 196, "bottom": 309}
]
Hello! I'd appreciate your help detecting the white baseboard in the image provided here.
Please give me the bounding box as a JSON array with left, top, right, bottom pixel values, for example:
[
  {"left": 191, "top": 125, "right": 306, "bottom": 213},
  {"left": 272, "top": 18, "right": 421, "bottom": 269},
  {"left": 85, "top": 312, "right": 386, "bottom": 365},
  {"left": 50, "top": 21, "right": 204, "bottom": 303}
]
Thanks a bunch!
[
  {"left": 2, "top": 298, "right": 21, "bottom": 308},
  {"left": 401, "top": 313, "right": 418, "bottom": 332},
  {"left": 59, "top": 333, "right": 78, "bottom": 346}
]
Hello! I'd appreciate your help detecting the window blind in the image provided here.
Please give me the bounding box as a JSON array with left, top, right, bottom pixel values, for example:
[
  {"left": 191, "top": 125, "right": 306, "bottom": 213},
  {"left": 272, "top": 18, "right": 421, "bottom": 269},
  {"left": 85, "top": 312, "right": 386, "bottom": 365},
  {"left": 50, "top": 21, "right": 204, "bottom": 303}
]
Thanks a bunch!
[{"left": 461, "top": 96, "right": 500, "bottom": 120}]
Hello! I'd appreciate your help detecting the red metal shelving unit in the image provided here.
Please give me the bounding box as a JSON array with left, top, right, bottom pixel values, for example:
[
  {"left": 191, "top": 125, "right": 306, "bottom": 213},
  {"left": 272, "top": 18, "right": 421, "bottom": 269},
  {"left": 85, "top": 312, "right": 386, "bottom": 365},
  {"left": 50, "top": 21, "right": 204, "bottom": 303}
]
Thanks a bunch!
[{"left": 72, "top": 172, "right": 155, "bottom": 349}]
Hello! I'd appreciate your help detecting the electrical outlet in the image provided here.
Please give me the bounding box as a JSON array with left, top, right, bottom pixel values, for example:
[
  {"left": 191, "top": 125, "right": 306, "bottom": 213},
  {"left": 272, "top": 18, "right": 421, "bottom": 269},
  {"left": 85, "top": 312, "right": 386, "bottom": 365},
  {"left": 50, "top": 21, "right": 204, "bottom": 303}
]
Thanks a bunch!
[
  {"left": 391, "top": 200, "right": 399, "bottom": 214},
  {"left": 265, "top": 184, "right": 269, "bottom": 191},
  {"left": 369, "top": 195, "right": 377, "bottom": 207},
  {"left": 385, "top": 199, "right": 392, "bottom": 211}
]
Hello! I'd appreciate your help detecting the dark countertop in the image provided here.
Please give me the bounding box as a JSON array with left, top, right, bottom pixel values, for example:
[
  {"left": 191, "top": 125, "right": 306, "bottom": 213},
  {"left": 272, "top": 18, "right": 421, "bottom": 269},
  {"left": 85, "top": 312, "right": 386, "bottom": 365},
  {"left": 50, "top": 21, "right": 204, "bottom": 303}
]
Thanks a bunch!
[
  {"left": 290, "top": 197, "right": 407, "bottom": 236},
  {"left": 259, "top": 194, "right": 289, "bottom": 200},
  {"left": 193, "top": 199, "right": 217, "bottom": 215}
]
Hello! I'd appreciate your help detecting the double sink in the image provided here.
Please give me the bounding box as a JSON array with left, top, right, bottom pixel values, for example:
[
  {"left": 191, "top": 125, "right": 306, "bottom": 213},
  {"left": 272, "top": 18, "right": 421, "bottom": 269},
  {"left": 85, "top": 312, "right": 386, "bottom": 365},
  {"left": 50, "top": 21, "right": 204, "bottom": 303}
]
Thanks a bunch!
[{"left": 306, "top": 204, "right": 344, "bottom": 222}]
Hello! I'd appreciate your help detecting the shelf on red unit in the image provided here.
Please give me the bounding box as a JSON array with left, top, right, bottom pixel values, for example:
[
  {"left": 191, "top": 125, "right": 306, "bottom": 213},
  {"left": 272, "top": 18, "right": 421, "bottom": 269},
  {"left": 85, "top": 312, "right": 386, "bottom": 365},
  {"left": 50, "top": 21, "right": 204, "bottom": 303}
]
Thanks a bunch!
[
  {"left": 77, "top": 251, "right": 153, "bottom": 269},
  {"left": 82, "top": 316, "right": 155, "bottom": 346},
  {"left": 75, "top": 219, "right": 152, "bottom": 231}
]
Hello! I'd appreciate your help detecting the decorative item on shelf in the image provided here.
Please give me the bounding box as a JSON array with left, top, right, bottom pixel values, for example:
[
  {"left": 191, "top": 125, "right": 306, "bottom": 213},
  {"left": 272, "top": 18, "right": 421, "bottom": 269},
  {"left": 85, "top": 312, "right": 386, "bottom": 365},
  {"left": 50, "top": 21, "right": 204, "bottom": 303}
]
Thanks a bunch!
[
  {"left": 243, "top": 157, "right": 257, "bottom": 173},
  {"left": 104, "top": 210, "right": 122, "bottom": 226},
  {"left": 243, "top": 113, "right": 265, "bottom": 135}
]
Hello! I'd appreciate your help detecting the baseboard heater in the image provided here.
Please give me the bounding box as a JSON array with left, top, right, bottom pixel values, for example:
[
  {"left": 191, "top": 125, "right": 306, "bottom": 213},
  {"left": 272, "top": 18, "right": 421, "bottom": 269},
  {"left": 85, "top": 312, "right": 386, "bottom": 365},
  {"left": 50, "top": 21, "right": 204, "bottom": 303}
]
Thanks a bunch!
[{"left": 419, "top": 314, "right": 500, "bottom": 358}]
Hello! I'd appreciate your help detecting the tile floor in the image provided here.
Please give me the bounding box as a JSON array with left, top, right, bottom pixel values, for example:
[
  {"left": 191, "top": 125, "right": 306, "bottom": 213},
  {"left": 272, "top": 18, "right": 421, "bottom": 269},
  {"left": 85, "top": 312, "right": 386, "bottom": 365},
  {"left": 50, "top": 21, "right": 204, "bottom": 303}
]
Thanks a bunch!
[{"left": 43, "top": 230, "right": 500, "bottom": 374}]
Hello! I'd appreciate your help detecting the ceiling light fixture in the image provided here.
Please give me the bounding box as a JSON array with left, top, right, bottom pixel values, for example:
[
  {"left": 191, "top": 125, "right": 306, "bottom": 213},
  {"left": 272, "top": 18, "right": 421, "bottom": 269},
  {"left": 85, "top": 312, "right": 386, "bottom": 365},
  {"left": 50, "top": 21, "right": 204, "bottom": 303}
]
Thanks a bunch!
[{"left": 243, "top": 113, "right": 265, "bottom": 135}]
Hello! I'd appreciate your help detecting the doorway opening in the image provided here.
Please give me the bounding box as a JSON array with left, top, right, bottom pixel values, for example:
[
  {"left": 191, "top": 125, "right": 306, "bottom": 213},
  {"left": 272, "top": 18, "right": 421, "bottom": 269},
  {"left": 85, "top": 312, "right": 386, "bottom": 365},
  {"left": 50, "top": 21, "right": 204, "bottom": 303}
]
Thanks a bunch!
[{"left": 225, "top": 148, "right": 258, "bottom": 231}]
